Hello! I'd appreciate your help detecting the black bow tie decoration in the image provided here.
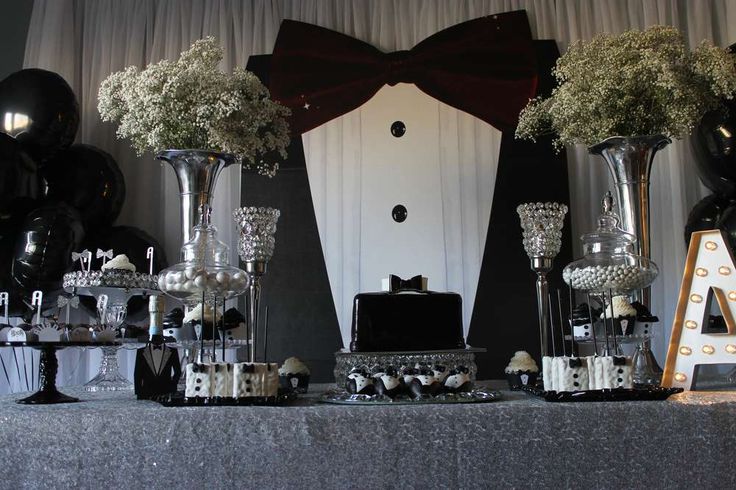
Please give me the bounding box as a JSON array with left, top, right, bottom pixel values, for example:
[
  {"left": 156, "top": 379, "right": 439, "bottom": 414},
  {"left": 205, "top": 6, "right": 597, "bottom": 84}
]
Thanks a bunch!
[
  {"left": 152, "top": 344, "right": 163, "bottom": 351},
  {"left": 270, "top": 10, "right": 538, "bottom": 135},
  {"left": 568, "top": 358, "right": 583, "bottom": 368},
  {"left": 389, "top": 274, "right": 424, "bottom": 292}
]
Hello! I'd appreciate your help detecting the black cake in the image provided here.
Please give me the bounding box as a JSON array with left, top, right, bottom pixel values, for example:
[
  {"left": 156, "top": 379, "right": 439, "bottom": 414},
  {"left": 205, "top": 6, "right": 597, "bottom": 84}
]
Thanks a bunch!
[{"left": 350, "top": 292, "right": 465, "bottom": 352}]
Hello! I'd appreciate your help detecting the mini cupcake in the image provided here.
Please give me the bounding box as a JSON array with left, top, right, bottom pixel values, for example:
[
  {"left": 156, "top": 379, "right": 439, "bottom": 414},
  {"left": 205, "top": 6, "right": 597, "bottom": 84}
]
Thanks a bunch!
[
  {"left": 278, "top": 357, "right": 310, "bottom": 393},
  {"left": 569, "top": 303, "right": 598, "bottom": 339},
  {"left": 600, "top": 296, "right": 637, "bottom": 336},
  {"left": 372, "top": 366, "right": 403, "bottom": 398},
  {"left": 161, "top": 308, "right": 195, "bottom": 342},
  {"left": 444, "top": 366, "right": 473, "bottom": 393},
  {"left": 346, "top": 368, "right": 374, "bottom": 395},
  {"left": 218, "top": 308, "right": 247, "bottom": 341},
  {"left": 184, "top": 303, "right": 221, "bottom": 340},
  {"left": 504, "top": 351, "right": 539, "bottom": 390},
  {"left": 631, "top": 301, "right": 659, "bottom": 337}
]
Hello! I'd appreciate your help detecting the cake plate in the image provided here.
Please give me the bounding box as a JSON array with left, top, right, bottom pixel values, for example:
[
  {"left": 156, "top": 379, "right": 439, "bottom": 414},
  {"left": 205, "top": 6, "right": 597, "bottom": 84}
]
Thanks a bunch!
[
  {"left": 65, "top": 285, "right": 159, "bottom": 392},
  {"left": 0, "top": 341, "right": 119, "bottom": 404}
]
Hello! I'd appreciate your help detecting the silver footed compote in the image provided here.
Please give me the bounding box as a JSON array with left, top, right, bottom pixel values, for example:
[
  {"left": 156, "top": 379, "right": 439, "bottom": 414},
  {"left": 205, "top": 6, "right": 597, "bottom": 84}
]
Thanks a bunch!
[{"left": 517, "top": 202, "right": 568, "bottom": 370}]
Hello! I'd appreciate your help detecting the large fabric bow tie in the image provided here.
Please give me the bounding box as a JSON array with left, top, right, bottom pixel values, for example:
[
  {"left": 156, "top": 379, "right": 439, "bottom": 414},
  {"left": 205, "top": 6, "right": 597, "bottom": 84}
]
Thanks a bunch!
[
  {"left": 270, "top": 10, "right": 538, "bottom": 135},
  {"left": 389, "top": 274, "right": 423, "bottom": 292}
]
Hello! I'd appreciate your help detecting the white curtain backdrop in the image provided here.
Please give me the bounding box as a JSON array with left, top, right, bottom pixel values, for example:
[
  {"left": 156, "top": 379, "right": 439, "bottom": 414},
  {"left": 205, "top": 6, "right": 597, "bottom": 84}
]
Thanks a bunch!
[{"left": 5, "top": 0, "right": 735, "bottom": 393}]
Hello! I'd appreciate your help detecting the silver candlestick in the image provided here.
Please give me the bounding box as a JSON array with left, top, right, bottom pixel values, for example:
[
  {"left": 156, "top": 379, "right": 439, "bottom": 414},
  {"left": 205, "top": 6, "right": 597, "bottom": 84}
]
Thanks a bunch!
[
  {"left": 233, "top": 207, "right": 280, "bottom": 362},
  {"left": 517, "top": 202, "right": 568, "bottom": 366}
]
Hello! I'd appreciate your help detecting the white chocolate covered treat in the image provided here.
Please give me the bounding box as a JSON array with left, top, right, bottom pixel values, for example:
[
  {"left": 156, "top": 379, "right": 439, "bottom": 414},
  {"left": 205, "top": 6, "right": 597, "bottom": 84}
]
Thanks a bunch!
[
  {"left": 542, "top": 356, "right": 554, "bottom": 391},
  {"left": 346, "top": 371, "right": 374, "bottom": 395},
  {"left": 599, "top": 356, "right": 632, "bottom": 389},
  {"left": 185, "top": 363, "right": 213, "bottom": 398},
  {"left": 504, "top": 351, "right": 539, "bottom": 374},
  {"left": 101, "top": 254, "right": 137, "bottom": 272},
  {"left": 212, "top": 363, "right": 233, "bottom": 397},
  {"left": 233, "top": 362, "right": 279, "bottom": 397},
  {"left": 556, "top": 357, "right": 589, "bottom": 392}
]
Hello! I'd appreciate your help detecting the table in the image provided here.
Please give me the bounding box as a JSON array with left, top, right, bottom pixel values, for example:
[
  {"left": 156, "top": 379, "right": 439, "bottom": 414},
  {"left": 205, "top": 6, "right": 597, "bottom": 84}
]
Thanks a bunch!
[{"left": 0, "top": 383, "right": 734, "bottom": 489}]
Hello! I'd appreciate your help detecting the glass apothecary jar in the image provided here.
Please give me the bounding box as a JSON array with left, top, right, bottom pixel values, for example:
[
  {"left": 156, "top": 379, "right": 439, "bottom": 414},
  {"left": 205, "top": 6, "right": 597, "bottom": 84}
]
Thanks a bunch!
[
  {"left": 562, "top": 193, "right": 658, "bottom": 295},
  {"left": 158, "top": 205, "right": 250, "bottom": 304}
]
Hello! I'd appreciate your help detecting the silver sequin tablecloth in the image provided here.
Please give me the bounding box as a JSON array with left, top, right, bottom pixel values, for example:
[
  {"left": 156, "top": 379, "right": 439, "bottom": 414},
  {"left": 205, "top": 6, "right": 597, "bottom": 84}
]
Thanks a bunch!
[{"left": 0, "top": 383, "right": 735, "bottom": 489}]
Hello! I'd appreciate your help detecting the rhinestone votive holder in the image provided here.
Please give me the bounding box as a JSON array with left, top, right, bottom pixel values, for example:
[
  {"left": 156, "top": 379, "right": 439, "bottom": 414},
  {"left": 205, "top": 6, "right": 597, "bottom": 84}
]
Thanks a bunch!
[
  {"left": 233, "top": 207, "right": 281, "bottom": 263},
  {"left": 516, "top": 202, "right": 568, "bottom": 259}
]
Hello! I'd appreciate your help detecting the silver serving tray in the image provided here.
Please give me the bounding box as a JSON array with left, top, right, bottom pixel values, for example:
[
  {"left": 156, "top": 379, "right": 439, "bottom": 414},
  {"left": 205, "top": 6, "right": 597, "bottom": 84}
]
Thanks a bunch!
[{"left": 319, "top": 385, "right": 501, "bottom": 406}]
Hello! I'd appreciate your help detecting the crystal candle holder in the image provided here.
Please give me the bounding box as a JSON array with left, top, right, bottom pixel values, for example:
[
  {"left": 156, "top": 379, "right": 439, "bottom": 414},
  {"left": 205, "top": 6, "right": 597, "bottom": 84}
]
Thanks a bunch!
[
  {"left": 517, "top": 202, "right": 568, "bottom": 369},
  {"left": 517, "top": 202, "right": 567, "bottom": 258},
  {"left": 233, "top": 207, "right": 281, "bottom": 262},
  {"left": 233, "top": 206, "right": 280, "bottom": 363}
]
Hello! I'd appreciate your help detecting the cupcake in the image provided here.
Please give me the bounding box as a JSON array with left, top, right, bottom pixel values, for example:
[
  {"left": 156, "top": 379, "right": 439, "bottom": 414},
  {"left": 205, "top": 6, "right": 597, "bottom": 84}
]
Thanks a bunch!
[
  {"left": 444, "top": 366, "right": 473, "bottom": 393},
  {"left": 372, "top": 366, "right": 402, "bottom": 398},
  {"left": 600, "top": 296, "right": 637, "bottom": 336},
  {"left": 569, "top": 303, "right": 598, "bottom": 339},
  {"left": 504, "top": 351, "right": 539, "bottom": 390},
  {"left": 69, "top": 325, "right": 93, "bottom": 342},
  {"left": 278, "top": 357, "right": 310, "bottom": 393},
  {"left": 218, "top": 308, "right": 247, "bottom": 341},
  {"left": 631, "top": 301, "right": 659, "bottom": 337},
  {"left": 184, "top": 303, "right": 221, "bottom": 340},
  {"left": 101, "top": 254, "right": 137, "bottom": 272},
  {"left": 163, "top": 307, "right": 195, "bottom": 341}
]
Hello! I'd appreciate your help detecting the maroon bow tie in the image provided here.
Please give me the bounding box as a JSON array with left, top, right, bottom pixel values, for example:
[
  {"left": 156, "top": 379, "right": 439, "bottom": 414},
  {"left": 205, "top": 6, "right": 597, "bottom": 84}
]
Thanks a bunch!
[{"left": 269, "top": 10, "right": 538, "bottom": 135}]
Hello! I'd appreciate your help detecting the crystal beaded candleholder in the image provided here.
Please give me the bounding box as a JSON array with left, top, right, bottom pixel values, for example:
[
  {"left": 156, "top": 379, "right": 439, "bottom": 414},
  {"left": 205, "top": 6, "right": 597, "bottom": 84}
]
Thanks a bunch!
[{"left": 233, "top": 207, "right": 281, "bottom": 263}]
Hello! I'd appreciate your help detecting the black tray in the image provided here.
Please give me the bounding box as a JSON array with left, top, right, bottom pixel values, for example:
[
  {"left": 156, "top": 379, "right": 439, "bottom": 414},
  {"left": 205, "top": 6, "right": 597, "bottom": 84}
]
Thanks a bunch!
[
  {"left": 520, "top": 384, "right": 683, "bottom": 402},
  {"left": 152, "top": 391, "right": 298, "bottom": 407}
]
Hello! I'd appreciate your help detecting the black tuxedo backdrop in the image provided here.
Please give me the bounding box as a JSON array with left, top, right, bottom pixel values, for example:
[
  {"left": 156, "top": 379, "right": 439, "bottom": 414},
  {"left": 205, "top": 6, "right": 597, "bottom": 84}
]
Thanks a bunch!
[{"left": 242, "top": 40, "right": 572, "bottom": 382}]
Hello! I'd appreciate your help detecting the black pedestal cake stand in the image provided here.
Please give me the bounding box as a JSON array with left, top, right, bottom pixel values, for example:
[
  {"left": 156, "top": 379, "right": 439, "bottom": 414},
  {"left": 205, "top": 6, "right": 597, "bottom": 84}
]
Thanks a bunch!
[{"left": 1, "top": 341, "right": 118, "bottom": 404}]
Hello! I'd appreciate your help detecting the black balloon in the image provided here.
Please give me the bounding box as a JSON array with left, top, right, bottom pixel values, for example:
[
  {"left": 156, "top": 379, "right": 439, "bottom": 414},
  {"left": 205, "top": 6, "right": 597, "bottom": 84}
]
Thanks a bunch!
[
  {"left": 0, "top": 68, "right": 79, "bottom": 163},
  {"left": 692, "top": 106, "right": 736, "bottom": 197},
  {"left": 0, "top": 133, "right": 44, "bottom": 214},
  {"left": 11, "top": 202, "right": 85, "bottom": 311},
  {"left": 80, "top": 226, "right": 168, "bottom": 321},
  {"left": 42, "top": 144, "right": 126, "bottom": 228},
  {"left": 684, "top": 194, "right": 731, "bottom": 247},
  {"left": 715, "top": 204, "right": 736, "bottom": 252}
]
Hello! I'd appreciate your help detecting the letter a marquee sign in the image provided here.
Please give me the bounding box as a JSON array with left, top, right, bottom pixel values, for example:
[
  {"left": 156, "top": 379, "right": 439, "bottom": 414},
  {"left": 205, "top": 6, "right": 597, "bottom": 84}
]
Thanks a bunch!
[{"left": 663, "top": 230, "right": 736, "bottom": 390}]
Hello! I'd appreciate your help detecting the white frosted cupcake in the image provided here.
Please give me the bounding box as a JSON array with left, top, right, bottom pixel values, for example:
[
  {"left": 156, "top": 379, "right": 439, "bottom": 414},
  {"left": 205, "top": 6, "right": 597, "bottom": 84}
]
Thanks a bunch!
[{"left": 504, "top": 351, "right": 539, "bottom": 390}]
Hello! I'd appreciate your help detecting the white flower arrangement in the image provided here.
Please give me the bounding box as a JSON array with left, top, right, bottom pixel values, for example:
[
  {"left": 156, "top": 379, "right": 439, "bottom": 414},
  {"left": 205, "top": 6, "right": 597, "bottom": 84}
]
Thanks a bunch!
[
  {"left": 98, "top": 37, "right": 290, "bottom": 177},
  {"left": 516, "top": 26, "right": 736, "bottom": 149}
]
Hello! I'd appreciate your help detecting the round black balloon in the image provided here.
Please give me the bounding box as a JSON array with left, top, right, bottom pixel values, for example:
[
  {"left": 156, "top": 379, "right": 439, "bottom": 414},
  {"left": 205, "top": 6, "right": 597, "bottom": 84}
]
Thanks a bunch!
[
  {"left": 11, "top": 202, "right": 85, "bottom": 311},
  {"left": 0, "top": 133, "right": 44, "bottom": 214},
  {"left": 692, "top": 106, "right": 736, "bottom": 197},
  {"left": 42, "top": 144, "right": 126, "bottom": 228},
  {"left": 80, "top": 226, "right": 168, "bottom": 321},
  {"left": 684, "top": 194, "right": 731, "bottom": 247},
  {"left": 0, "top": 68, "right": 79, "bottom": 162},
  {"left": 715, "top": 203, "right": 736, "bottom": 252}
]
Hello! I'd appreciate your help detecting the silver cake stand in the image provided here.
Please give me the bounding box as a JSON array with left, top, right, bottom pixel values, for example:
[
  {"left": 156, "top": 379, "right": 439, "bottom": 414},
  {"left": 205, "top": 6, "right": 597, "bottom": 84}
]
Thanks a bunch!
[{"left": 65, "top": 285, "right": 159, "bottom": 392}]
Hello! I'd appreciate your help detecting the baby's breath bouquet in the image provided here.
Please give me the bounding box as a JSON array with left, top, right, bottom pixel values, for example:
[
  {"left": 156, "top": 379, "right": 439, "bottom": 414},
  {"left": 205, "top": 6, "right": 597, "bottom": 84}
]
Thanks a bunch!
[
  {"left": 516, "top": 26, "right": 736, "bottom": 150},
  {"left": 98, "top": 37, "right": 290, "bottom": 177}
]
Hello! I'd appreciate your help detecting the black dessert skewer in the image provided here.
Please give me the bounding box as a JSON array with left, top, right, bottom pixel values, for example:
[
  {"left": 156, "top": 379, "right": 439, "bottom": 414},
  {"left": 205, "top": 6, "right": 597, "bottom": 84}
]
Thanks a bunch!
[
  {"left": 548, "top": 295, "right": 557, "bottom": 357},
  {"left": 263, "top": 306, "right": 269, "bottom": 363},
  {"left": 586, "top": 293, "right": 599, "bottom": 356},
  {"left": 608, "top": 289, "right": 619, "bottom": 355},
  {"left": 556, "top": 289, "right": 567, "bottom": 357}
]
